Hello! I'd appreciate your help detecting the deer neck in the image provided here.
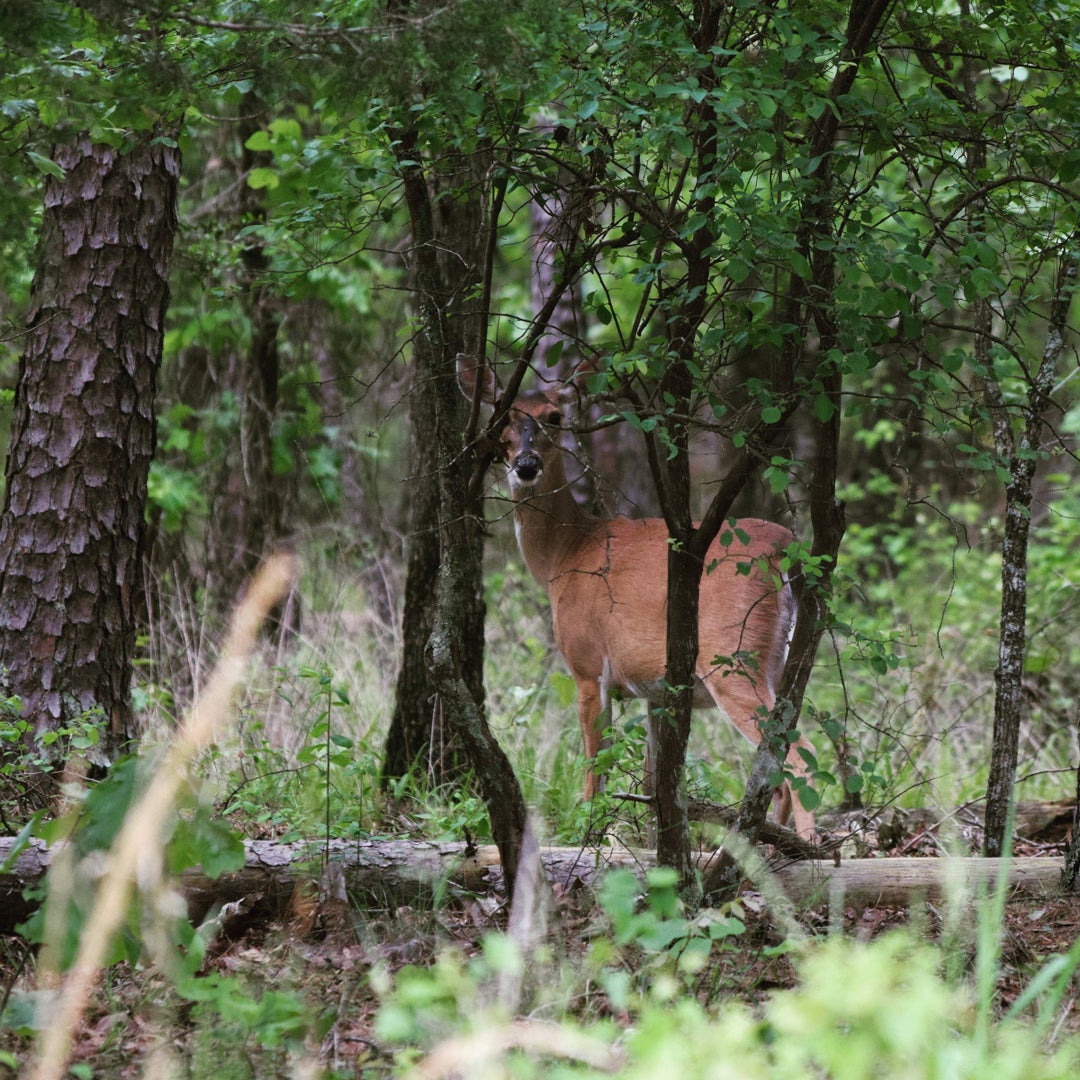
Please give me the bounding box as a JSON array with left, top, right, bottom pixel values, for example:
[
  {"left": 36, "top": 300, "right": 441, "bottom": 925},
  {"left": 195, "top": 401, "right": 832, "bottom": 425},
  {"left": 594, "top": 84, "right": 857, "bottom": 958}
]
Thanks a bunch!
[{"left": 512, "top": 469, "right": 601, "bottom": 590}]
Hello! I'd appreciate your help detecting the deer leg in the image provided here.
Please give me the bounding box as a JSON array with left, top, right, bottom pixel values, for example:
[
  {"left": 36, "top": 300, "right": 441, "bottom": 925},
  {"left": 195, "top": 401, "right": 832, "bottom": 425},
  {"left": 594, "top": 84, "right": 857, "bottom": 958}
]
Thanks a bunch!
[
  {"left": 575, "top": 680, "right": 606, "bottom": 798},
  {"left": 703, "top": 677, "right": 817, "bottom": 840},
  {"left": 643, "top": 702, "right": 658, "bottom": 848}
]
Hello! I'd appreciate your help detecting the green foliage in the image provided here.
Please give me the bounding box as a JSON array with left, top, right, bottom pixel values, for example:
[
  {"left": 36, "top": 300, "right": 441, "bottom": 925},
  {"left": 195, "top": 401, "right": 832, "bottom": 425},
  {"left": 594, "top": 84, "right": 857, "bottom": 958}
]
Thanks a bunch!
[
  {"left": 4, "top": 0, "right": 1080, "bottom": 1067},
  {"left": 0, "top": 701, "right": 105, "bottom": 825},
  {"left": 15, "top": 750, "right": 246, "bottom": 968},
  {"left": 619, "top": 931, "right": 1080, "bottom": 1080},
  {"left": 597, "top": 866, "right": 748, "bottom": 994},
  {"left": 171, "top": 913, "right": 323, "bottom": 1061},
  {"left": 370, "top": 897, "right": 1080, "bottom": 1078}
]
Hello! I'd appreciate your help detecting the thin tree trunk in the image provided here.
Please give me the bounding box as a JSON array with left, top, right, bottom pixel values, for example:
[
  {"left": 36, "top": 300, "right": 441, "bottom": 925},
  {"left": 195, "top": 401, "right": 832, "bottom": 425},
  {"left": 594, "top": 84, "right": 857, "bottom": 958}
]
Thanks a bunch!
[
  {"left": 387, "top": 128, "right": 528, "bottom": 894},
  {"left": 383, "top": 149, "right": 489, "bottom": 788},
  {"left": 529, "top": 116, "right": 583, "bottom": 379},
  {"left": 1065, "top": 731, "right": 1080, "bottom": 890},
  {"left": 643, "top": 1, "right": 749, "bottom": 896},
  {"left": 204, "top": 97, "right": 286, "bottom": 611},
  {"left": 383, "top": 440, "right": 443, "bottom": 782},
  {"left": 528, "top": 125, "right": 599, "bottom": 508},
  {"left": 702, "top": 0, "right": 889, "bottom": 898},
  {"left": 984, "top": 244, "right": 1077, "bottom": 856},
  {"left": 651, "top": 435, "right": 698, "bottom": 890},
  {"left": 0, "top": 133, "right": 180, "bottom": 802}
]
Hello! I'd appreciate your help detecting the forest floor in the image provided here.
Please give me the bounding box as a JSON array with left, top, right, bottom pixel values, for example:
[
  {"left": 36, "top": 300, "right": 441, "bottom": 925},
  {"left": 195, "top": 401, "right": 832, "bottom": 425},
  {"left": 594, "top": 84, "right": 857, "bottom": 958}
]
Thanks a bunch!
[{"left": 1, "top": 807, "right": 1077, "bottom": 1077}]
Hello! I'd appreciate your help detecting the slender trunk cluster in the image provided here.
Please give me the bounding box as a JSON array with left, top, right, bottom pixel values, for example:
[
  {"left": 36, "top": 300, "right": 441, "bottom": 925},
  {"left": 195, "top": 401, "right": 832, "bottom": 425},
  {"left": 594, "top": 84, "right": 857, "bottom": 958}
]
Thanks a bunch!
[{"left": 384, "top": 145, "right": 490, "bottom": 786}]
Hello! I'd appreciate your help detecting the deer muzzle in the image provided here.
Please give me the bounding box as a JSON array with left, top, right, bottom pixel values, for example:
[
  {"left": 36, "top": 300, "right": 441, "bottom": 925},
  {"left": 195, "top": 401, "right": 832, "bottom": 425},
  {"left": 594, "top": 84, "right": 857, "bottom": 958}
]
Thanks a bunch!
[{"left": 511, "top": 451, "right": 543, "bottom": 485}]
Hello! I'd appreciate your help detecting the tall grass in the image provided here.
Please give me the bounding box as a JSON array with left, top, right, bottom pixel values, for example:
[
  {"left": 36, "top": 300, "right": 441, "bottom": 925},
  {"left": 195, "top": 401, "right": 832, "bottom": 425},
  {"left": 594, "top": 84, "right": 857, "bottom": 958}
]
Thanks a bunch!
[
  {"left": 28, "top": 555, "right": 299, "bottom": 1080},
  {"left": 138, "top": 495, "right": 1080, "bottom": 847}
]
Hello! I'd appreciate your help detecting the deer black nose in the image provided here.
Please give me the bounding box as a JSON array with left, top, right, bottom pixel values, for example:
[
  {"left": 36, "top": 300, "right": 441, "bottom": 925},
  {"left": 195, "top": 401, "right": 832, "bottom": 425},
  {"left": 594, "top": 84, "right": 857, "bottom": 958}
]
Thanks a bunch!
[{"left": 512, "top": 452, "right": 543, "bottom": 482}]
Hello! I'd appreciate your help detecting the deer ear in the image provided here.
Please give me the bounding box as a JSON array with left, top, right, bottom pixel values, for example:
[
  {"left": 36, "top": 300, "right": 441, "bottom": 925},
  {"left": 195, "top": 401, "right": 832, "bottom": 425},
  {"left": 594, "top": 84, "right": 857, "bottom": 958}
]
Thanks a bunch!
[
  {"left": 569, "top": 357, "right": 601, "bottom": 394},
  {"left": 550, "top": 384, "right": 578, "bottom": 417},
  {"left": 457, "top": 355, "right": 500, "bottom": 405}
]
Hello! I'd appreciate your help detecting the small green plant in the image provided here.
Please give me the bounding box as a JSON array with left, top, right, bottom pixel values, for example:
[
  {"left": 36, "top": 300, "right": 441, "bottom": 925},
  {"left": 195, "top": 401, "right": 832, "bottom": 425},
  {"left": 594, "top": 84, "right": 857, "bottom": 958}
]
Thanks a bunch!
[
  {"left": 597, "top": 866, "right": 748, "bottom": 998},
  {"left": 216, "top": 661, "right": 380, "bottom": 842},
  {"left": 0, "top": 700, "right": 106, "bottom": 826},
  {"left": 619, "top": 929, "right": 1080, "bottom": 1080},
  {"left": 398, "top": 776, "right": 494, "bottom": 843}
]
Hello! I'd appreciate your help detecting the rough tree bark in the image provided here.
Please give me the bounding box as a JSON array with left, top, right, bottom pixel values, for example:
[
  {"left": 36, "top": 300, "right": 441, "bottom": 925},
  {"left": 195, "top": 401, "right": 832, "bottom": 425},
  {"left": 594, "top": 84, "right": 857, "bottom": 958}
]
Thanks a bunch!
[{"left": 0, "top": 133, "right": 180, "bottom": 802}]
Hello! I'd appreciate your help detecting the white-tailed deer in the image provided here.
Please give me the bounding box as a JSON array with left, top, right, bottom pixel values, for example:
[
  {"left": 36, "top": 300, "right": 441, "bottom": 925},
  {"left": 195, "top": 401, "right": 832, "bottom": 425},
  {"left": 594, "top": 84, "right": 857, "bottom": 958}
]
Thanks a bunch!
[{"left": 460, "top": 359, "right": 816, "bottom": 838}]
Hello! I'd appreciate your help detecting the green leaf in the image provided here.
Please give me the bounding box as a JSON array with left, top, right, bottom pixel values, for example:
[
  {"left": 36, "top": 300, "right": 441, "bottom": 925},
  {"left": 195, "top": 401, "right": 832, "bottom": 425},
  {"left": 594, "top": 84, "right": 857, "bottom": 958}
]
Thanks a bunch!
[
  {"left": 269, "top": 117, "right": 302, "bottom": 141},
  {"left": 764, "top": 463, "right": 788, "bottom": 493},
  {"left": 174, "top": 813, "right": 246, "bottom": 879},
  {"left": 244, "top": 130, "right": 274, "bottom": 152},
  {"left": 549, "top": 671, "right": 577, "bottom": 708},
  {"left": 75, "top": 756, "right": 141, "bottom": 855},
  {"left": 813, "top": 393, "right": 836, "bottom": 423},
  {"left": 0, "top": 989, "right": 53, "bottom": 1036},
  {"left": 247, "top": 167, "right": 280, "bottom": 190},
  {"left": 726, "top": 257, "right": 752, "bottom": 283},
  {"left": 27, "top": 150, "right": 65, "bottom": 180}
]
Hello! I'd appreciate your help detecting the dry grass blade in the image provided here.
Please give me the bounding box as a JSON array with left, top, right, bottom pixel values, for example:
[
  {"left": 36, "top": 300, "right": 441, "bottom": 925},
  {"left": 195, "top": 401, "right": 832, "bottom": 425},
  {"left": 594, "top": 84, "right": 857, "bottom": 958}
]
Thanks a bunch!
[
  {"left": 408, "top": 1019, "right": 624, "bottom": 1079},
  {"left": 29, "top": 553, "right": 299, "bottom": 1080}
]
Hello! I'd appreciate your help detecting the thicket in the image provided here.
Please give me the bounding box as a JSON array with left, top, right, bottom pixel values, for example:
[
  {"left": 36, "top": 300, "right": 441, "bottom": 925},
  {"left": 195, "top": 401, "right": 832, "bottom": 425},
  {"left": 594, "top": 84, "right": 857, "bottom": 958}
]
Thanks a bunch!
[{"left": 1, "top": 0, "right": 1080, "bottom": 1074}]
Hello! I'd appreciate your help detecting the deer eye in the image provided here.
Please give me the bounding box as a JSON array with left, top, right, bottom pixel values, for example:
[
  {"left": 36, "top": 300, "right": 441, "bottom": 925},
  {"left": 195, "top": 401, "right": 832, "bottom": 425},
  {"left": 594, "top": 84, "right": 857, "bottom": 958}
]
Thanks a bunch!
[{"left": 544, "top": 411, "right": 563, "bottom": 427}]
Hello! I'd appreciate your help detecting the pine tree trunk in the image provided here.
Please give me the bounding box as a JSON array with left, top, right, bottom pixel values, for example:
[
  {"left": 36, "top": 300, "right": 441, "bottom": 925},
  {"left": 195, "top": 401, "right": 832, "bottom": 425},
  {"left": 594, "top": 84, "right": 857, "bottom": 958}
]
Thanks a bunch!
[{"left": 0, "top": 133, "right": 180, "bottom": 798}]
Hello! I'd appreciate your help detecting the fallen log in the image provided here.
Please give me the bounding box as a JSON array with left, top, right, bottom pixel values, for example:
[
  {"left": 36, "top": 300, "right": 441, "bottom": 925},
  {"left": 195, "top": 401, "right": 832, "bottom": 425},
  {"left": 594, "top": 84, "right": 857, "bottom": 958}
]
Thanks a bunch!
[
  {"left": 0, "top": 834, "right": 1068, "bottom": 931},
  {"left": 759, "top": 854, "right": 1065, "bottom": 907}
]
